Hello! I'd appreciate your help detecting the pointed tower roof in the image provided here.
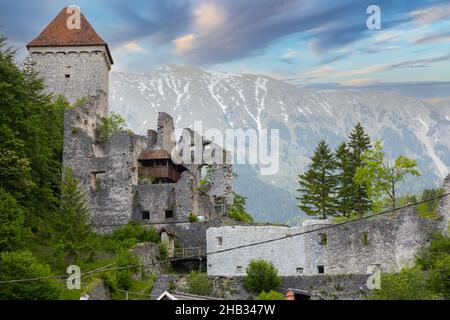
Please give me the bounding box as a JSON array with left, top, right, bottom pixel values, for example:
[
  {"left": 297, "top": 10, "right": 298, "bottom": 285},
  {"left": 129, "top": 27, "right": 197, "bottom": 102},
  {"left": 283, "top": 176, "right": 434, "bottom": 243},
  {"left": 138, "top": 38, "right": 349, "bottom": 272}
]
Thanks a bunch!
[{"left": 27, "top": 7, "right": 113, "bottom": 64}]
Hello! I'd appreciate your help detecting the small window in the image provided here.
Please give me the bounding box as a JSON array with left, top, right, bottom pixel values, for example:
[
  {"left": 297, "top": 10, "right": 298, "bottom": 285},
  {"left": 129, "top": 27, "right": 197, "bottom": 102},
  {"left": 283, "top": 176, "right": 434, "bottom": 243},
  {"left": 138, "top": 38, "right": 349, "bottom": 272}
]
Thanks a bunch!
[
  {"left": 296, "top": 267, "right": 304, "bottom": 274},
  {"left": 319, "top": 233, "right": 328, "bottom": 246},
  {"left": 236, "top": 266, "right": 243, "bottom": 273},
  {"left": 65, "top": 74, "right": 70, "bottom": 79},
  {"left": 217, "top": 237, "right": 223, "bottom": 246},
  {"left": 90, "top": 171, "right": 105, "bottom": 190},
  {"left": 363, "top": 232, "right": 369, "bottom": 246},
  {"left": 142, "top": 211, "right": 150, "bottom": 220},
  {"left": 165, "top": 210, "right": 174, "bottom": 219},
  {"left": 317, "top": 265, "right": 325, "bottom": 274}
]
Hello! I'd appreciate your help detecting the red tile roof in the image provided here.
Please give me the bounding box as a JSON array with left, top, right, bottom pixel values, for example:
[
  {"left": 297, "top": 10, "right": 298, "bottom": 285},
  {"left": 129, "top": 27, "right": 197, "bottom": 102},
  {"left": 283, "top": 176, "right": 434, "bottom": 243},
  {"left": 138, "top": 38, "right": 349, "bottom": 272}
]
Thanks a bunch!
[
  {"left": 138, "top": 150, "right": 172, "bottom": 160},
  {"left": 27, "top": 7, "right": 113, "bottom": 64}
]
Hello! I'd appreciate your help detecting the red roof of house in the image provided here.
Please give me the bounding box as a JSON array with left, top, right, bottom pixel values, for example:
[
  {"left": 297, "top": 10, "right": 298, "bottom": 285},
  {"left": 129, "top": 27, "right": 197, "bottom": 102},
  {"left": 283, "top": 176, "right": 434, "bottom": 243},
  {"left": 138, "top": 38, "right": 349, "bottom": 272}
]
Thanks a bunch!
[{"left": 27, "top": 7, "right": 113, "bottom": 64}]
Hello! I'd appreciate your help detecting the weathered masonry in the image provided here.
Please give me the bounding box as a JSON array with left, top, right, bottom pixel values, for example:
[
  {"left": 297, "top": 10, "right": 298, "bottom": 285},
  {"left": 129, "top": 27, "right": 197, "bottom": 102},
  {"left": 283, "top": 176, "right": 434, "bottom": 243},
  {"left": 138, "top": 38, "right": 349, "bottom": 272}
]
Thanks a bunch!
[
  {"left": 28, "top": 8, "right": 234, "bottom": 232},
  {"left": 207, "top": 175, "right": 450, "bottom": 276}
]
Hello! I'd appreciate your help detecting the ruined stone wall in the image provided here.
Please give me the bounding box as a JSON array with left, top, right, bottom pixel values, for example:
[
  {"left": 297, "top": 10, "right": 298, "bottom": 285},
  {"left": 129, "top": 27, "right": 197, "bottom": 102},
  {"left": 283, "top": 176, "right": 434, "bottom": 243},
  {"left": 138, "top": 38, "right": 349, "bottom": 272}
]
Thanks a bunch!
[
  {"left": 29, "top": 46, "right": 110, "bottom": 104},
  {"left": 89, "top": 131, "right": 138, "bottom": 227},
  {"left": 207, "top": 206, "right": 444, "bottom": 277},
  {"left": 208, "top": 163, "right": 234, "bottom": 208},
  {"left": 134, "top": 184, "right": 176, "bottom": 222},
  {"left": 155, "top": 112, "right": 176, "bottom": 153}
]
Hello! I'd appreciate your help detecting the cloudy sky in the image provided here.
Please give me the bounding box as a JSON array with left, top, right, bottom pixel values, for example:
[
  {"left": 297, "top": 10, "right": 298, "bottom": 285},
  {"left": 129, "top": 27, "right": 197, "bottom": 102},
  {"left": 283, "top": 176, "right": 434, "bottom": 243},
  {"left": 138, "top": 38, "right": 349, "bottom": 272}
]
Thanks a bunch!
[{"left": 1, "top": 0, "right": 450, "bottom": 96}]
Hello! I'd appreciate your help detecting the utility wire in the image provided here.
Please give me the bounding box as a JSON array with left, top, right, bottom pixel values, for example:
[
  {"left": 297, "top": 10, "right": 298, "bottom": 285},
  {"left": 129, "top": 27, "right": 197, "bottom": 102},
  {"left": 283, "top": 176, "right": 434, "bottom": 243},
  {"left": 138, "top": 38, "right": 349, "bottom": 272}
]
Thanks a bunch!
[{"left": 0, "top": 192, "right": 448, "bottom": 285}]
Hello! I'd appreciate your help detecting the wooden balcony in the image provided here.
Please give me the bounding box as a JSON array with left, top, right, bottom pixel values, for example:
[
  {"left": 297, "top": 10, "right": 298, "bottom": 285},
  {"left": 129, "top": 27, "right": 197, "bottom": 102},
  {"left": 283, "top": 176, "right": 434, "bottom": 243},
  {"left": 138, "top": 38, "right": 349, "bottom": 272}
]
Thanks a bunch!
[{"left": 138, "top": 166, "right": 181, "bottom": 183}]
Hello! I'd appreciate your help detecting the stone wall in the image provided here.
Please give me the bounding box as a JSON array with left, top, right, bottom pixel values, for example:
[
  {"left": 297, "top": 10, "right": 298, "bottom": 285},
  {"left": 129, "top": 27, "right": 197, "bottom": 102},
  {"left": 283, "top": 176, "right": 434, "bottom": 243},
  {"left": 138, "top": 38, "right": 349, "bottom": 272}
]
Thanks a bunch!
[
  {"left": 207, "top": 205, "right": 445, "bottom": 277},
  {"left": 29, "top": 46, "right": 111, "bottom": 104},
  {"left": 131, "top": 243, "right": 161, "bottom": 278}
]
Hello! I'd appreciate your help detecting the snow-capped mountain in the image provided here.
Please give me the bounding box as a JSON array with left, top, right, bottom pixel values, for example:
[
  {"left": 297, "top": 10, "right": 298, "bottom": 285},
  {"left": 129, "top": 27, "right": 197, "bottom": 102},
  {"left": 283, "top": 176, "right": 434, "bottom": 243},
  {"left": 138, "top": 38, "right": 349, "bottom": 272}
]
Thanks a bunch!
[{"left": 110, "top": 65, "right": 450, "bottom": 224}]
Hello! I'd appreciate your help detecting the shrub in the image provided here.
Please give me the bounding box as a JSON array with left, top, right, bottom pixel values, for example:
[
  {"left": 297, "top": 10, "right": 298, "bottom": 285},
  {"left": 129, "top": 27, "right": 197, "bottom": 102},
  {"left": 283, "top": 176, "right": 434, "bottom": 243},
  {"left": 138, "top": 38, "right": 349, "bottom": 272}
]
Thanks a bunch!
[
  {"left": 188, "top": 213, "right": 198, "bottom": 223},
  {"left": 366, "top": 267, "right": 440, "bottom": 300},
  {"left": 256, "top": 290, "right": 285, "bottom": 300},
  {"left": 416, "top": 233, "right": 450, "bottom": 298},
  {"left": 113, "top": 248, "right": 139, "bottom": 290},
  {"left": 96, "top": 112, "right": 127, "bottom": 142},
  {"left": 159, "top": 242, "right": 168, "bottom": 260},
  {"left": 0, "top": 250, "right": 59, "bottom": 300},
  {"left": 229, "top": 193, "right": 253, "bottom": 223},
  {"left": 186, "top": 271, "right": 212, "bottom": 296},
  {"left": 244, "top": 259, "right": 281, "bottom": 294},
  {"left": 107, "top": 223, "right": 159, "bottom": 251}
]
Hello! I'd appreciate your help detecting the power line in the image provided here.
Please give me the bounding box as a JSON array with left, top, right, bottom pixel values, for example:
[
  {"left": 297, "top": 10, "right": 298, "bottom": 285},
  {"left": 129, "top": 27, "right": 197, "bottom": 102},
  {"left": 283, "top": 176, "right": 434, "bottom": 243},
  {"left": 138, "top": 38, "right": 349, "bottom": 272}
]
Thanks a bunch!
[
  {"left": 0, "top": 192, "right": 448, "bottom": 285},
  {"left": 204, "top": 192, "right": 450, "bottom": 256}
]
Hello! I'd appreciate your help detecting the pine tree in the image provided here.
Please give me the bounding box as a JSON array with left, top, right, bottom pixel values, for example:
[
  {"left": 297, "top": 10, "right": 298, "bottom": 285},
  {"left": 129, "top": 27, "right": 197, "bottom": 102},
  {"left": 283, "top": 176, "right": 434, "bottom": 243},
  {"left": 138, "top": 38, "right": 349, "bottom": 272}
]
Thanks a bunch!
[
  {"left": 48, "top": 168, "right": 92, "bottom": 264},
  {"left": 297, "top": 140, "right": 337, "bottom": 220},
  {"left": 348, "top": 123, "right": 372, "bottom": 217},
  {"left": 335, "top": 142, "right": 354, "bottom": 217}
]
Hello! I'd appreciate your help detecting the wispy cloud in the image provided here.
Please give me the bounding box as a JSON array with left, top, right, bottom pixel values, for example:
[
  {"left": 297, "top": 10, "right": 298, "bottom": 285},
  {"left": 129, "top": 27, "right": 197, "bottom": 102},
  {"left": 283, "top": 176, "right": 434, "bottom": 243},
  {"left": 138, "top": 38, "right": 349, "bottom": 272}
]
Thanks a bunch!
[
  {"left": 412, "top": 31, "right": 450, "bottom": 44},
  {"left": 340, "top": 78, "right": 380, "bottom": 86},
  {"left": 409, "top": 2, "right": 450, "bottom": 25},
  {"left": 123, "top": 41, "right": 145, "bottom": 53},
  {"left": 337, "top": 53, "right": 450, "bottom": 78}
]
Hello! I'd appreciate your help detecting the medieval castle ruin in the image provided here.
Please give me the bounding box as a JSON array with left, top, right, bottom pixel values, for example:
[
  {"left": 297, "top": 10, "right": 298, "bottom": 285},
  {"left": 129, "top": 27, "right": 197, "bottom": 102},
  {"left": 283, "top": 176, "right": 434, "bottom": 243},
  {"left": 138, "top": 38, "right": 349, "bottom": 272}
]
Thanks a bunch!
[
  {"left": 27, "top": 8, "right": 449, "bottom": 291},
  {"left": 27, "top": 8, "right": 234, "bottom": 234}
]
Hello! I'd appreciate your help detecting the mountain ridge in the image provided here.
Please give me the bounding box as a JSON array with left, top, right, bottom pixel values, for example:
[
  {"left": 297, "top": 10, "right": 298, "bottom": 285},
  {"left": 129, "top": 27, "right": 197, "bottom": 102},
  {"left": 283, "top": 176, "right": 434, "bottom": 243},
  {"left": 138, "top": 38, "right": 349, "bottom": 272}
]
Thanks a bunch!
[{"left": 109, "top": 65, "right": 450, "bottom": 223}]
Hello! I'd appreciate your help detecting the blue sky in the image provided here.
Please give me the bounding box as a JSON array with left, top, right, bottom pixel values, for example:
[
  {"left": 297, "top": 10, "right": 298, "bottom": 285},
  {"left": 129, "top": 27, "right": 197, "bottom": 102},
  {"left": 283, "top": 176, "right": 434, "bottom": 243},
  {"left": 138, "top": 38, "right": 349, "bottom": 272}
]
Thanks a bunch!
[{"left": 1, "top": 0, "right": 450, "bottom": 97}]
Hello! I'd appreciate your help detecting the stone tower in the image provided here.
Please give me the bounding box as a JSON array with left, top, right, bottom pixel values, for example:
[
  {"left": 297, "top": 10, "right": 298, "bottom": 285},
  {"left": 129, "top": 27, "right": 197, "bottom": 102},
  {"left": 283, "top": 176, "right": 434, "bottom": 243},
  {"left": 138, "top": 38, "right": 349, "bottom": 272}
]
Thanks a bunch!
[{"left": 27, "top": 7, "right": 113, "bottom": 110}]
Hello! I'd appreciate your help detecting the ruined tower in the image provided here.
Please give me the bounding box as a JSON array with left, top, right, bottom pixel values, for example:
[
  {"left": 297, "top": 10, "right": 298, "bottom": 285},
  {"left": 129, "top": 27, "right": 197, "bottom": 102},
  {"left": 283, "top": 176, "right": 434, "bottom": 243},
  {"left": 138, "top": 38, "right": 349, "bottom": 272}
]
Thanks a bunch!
[{"left": 27, "top": 7, "right": 113, "bottom": 109}]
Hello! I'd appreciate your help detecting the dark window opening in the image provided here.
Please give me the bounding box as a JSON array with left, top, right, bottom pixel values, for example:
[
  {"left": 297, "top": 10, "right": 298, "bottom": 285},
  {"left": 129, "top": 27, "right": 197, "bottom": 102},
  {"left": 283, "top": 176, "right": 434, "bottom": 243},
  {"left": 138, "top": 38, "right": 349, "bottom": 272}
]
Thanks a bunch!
[
  {"left": 165, "top": 210, "right": 174, "bottom": 219},
  {"left": 65, "top": 74, "right": 70, "bottom": 79},
  {"left": 90, "top": 171, "right": 106, "bottom": 190},
  {"left": 296, "top": 267, "right": 304, "bottom": 274},
  {"left": 318, "top": 265, "right": 325, "bottom": 274},
  {"left": 363, "top": 232, "right": 369, "bottom": 246},
  {"left": 217, "top": 236, "right": 223, "bottom": 246},
  {"left": 142, "top": 211, "right": 150, "bottom": 220},
  {"left": 319, "top": 233, "right": 328, "bottom": 246}
]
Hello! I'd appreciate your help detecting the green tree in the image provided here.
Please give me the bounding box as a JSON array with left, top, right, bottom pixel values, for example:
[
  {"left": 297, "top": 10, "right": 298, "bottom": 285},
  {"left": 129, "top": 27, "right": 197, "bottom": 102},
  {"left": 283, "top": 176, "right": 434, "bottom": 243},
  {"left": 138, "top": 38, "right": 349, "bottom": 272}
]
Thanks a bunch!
[
  {"left": 0, "top": 35, "right": 68, "bottom": 230},
  {"left": 348, "top": 123, "right": 372, "bottom": 217},
  {"left": 297, "top": 140, "right": 337, "bottom": 219},
  {"left": 0, "top": 250, "right": 59, "bottom": 300},
  {"left": 48, "top": 168, "right": 93, "bottom": 264},
  {"left": 229, "top": 193, "right": 253, "bottom": 223},
  {"left": 96, "top": 112, "right": 127, "bottom": 142},
  {"left": 416, "top": 233, "right": 450, "bottom": 299},
  {"left": 366, "top": 267, "right": 440, "bottom": 300},
  {"left": 186, "top": 271, "right": 212, "bottom": 296},
  {"left": 0, "top": 188, "right": 30, "bottom": 252},
  {"left": 334, "top": 142, "right": 354, "bottom": 217},
  {"left": 355, "top": 141, "right": 421, "bottom": 209},
  {"left": 244, "top": 259, "right": 281, "bottom": 294},
  {"left": 0, "top": 150, "right": 34, "bottom": 200}
]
